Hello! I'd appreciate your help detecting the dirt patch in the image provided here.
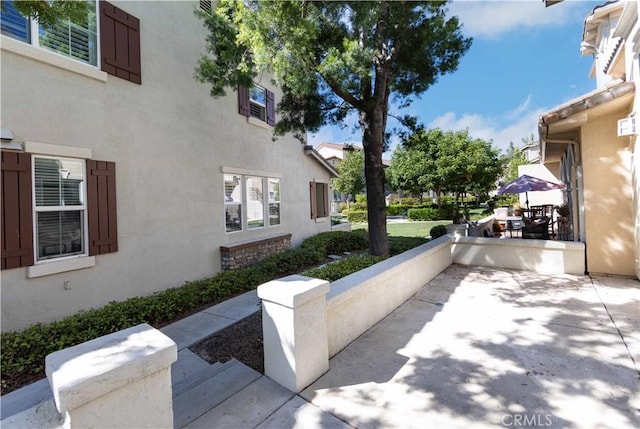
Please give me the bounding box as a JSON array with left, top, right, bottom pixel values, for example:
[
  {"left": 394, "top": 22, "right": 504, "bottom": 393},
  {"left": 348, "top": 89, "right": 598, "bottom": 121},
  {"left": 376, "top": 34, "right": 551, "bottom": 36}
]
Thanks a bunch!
[{"left": 190, "top": 311, "right": 264, "bottom": 373}]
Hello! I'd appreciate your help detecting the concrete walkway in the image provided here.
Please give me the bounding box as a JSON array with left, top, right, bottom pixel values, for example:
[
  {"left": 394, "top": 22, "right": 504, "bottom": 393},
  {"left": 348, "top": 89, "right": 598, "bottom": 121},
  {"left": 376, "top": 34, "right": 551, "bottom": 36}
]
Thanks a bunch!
[{"left": 173, "top": 264, "right": 639, "bottom": 428}]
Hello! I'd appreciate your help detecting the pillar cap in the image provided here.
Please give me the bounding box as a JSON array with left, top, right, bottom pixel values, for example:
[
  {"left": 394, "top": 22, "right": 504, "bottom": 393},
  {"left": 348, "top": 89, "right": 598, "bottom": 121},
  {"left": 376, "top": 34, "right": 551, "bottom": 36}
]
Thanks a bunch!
[{"left": 258, "top": 275, "right": 329, "bottom": 308}]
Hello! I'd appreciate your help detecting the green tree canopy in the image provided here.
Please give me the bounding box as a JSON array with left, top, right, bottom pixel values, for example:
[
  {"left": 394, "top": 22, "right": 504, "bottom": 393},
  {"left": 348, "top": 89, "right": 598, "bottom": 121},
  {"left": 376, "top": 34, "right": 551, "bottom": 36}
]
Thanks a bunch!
[
  {"left": 386, "top": 145, "right": 431, "bottom": 202},
  {"left": 332, "top": 149, "right": 365, "bottom": 202},
  {"left": 394, "top": 127, "right": 501, "bottom": 205},
  {"left": 195, "top": 0, "right": 471, "bottom": 255},
  {"left": 7, "top": 0, "right": 90, "bottom": 29},
  {"left": 501, "top": 135, "right": 533, "bottom": 184}
]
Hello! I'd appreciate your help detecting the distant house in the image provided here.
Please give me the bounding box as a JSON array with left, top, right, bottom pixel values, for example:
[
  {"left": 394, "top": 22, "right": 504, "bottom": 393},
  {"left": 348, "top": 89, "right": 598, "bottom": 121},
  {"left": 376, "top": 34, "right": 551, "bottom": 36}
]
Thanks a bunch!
[
  {"left": 0, "top": 0, "right": 337, "bottom": 331},
  {"left": 539, "top": 0, "right": 639, "bottom": 278}
]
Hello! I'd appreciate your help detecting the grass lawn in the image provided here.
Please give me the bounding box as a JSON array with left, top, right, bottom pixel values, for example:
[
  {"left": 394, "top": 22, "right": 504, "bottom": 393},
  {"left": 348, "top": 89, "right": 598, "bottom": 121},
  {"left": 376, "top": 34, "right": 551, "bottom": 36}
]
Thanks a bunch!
[{"left": 352, "top": 220, "right": 450, "bottom": 238}]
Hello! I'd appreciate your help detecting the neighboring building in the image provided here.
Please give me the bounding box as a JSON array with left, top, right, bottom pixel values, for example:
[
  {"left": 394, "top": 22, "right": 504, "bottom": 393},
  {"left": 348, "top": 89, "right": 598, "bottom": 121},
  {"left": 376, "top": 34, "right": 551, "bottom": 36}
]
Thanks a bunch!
[
  {"left": 0, "top": 0, "right": 337, "bottom": 331},
  {"left": 315, "top": 142, "right": 354, "bottom": 168},
  {"left": 539, "top": 0, "right": 639, "bottom": 278},
  {"left": 522, "top": 140, "right": 541, "bottom": 163}
]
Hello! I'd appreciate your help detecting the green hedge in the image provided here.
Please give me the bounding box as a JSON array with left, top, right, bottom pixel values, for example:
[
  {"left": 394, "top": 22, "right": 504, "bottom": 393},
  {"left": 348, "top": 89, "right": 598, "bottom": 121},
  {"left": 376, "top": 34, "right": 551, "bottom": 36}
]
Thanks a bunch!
[
  {"left": 388, "top": 236, "right": 428, "bottom": 254},
  {"left": 346, "top": 209, "right": 368, "bottom": 223},
  {"left": 0, "top": 230, "right": 371, "bottom": 394},
  {"left": 386, "top": 204, "right": 409, "bottom": 216},
  {"left": 1, "top": 231, "right": 427, "bottom": 394},
  {"left": 303, "top": 255, "right": 384, "bottom": 282},
  {"left": 407, "top": 207, "right": 442, "bottom": 221}
]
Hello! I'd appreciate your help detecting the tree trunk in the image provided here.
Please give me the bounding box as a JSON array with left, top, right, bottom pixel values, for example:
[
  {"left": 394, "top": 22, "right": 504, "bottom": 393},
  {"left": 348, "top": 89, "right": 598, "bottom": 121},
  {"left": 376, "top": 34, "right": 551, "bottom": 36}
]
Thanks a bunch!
[{"left": 361, "top": 109, "right": 388, "bottom": 257}]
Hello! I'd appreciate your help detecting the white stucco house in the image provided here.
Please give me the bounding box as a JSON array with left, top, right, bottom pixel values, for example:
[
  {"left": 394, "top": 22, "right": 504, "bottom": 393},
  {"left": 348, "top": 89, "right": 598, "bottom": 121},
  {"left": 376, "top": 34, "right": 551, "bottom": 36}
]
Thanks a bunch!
[{"left": 0, "top": 0, "right": 338, "bottom": 331}]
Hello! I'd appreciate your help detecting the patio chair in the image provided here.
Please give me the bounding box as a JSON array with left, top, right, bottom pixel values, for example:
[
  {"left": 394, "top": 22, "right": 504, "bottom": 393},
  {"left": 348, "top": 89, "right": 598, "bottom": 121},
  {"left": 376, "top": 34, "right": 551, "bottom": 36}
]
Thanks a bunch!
[{"left": 521, "top": 217, "right": 550, "bottom": 240}]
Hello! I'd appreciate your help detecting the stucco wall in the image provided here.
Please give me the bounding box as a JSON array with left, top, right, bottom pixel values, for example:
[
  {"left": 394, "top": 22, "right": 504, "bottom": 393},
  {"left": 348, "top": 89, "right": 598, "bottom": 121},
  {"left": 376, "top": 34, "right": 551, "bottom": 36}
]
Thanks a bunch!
[
  {"left": 0, "top": 1, "right": 333, "bottom": 331},
  {"left": 580, "top": 112, "right": 636, "bottom": 276}
]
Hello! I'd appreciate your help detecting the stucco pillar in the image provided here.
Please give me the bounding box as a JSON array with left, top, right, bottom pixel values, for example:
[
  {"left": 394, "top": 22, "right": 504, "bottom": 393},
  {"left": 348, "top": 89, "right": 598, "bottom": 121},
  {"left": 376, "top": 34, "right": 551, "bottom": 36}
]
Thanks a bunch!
[
  {"left": 46, "top": 323, "right": 177, "bottom": 429},
  {"left": 258, "top": 275, "right": 330, "bottom": 392}
]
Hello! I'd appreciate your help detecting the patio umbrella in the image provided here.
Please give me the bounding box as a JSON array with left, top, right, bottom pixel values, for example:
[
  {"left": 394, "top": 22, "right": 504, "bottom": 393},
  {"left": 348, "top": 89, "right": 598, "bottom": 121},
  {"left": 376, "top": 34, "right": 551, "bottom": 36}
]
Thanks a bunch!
[{"left": 496, "top": 174, "right": 565, "bottom": 210}]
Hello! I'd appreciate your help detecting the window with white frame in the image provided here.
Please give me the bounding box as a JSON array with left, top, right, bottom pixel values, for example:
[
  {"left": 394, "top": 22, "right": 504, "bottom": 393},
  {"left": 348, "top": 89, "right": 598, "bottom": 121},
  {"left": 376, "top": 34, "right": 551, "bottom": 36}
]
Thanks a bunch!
[
  {"left": 268, "top": 178, "right": 280, "bottom": 226},
  {"left": 223, "top": 174, "right": 281, "bottom": 233},
  {"left": 249, "top": 85, "right": 267, "bottom": 122},
  {"left": 33, "top": 156, "right": 86, "bottom": 260},
  {"left": 224, "top": 174, "right": 243, "bottom": 233},
  {"left": 246, "top": 176, "right": 264, "bottom": 229},
  {"left": 1, "top": 0, "right": 98, "bottom": 66}
]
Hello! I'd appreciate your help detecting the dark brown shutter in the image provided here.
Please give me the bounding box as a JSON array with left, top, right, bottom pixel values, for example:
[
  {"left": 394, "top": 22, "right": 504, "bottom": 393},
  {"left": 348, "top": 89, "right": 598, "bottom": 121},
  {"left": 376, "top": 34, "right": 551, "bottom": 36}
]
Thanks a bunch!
[
  {"left": 238, "top": 86, "right": 251, "bottom": 117},
  {"left": 321, "top": 183, "right": 329, "bottom": 218},
  {"left": 1, "top": 151, "right": 34, "bottom": 270},
  {"left": 100, "top": 1, "right": 141, "bottom": 84},
  {"left": 310, "top": 181, "right": 317, "bottom": 219},
  {"left": 266, "top": 90, "right": 275, "bottom": 126},
  {"left": 87, "top": 160, "right": 118, "bottom": 255}
]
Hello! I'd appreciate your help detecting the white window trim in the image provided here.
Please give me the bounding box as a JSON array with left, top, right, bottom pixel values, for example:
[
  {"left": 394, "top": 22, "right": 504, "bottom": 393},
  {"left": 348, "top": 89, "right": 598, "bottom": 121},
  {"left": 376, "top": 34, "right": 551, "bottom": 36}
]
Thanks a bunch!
[
  {"left": 32, "top": 155, "right": 89, "bottom": 265},
  {"left": 27, "top": 256, "right": 95, "bottom": 278},
  {"left": 224, "top": 173, "right": 244, "bottom": 234},
  {"left": 1, "top": 35, "right": 107, "bottom": 82},
  {"left": 222, "top": 171, "right": 282, "bottom": 234},
  {"left": 246, "top": 116, "right": 272, "bottom": 129},
  {"left": 24, "top": 142, "right": 95, "bottom": 277},
  {"left": 221, "top": 166, "right": 281, "bottom": 178}
]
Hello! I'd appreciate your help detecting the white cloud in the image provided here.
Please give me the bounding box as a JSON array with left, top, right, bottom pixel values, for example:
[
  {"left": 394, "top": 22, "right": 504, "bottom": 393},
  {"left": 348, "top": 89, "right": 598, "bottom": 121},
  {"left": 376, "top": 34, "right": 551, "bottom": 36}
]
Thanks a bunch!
[
  {"left": 427, "top": 100, "right": 545, "bottom": 153},
  {"left": 447, "top": 0, "right": 587, "bottom": 39},
  {"left": 506, "top": 95, "right": 532, "bottom": 120}
]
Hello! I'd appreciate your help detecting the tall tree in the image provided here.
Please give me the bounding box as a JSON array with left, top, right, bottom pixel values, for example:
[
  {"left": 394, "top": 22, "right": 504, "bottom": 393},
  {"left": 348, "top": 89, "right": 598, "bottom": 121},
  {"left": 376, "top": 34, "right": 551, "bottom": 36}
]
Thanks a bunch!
[
  {"left": 502, "top": 140, "right": 530, "bottom": 183},
  {"left": 386, "top": 145, "right": 431, "bottom": 202},
  {"left": 333, "top": 149, "right": 365, "bottom": 205},
  {"left": 399, "top": 127, "right": 501, "bottom": 206},
  {"left": 195, "top": 0, "right": 471, "bottom": 256}
]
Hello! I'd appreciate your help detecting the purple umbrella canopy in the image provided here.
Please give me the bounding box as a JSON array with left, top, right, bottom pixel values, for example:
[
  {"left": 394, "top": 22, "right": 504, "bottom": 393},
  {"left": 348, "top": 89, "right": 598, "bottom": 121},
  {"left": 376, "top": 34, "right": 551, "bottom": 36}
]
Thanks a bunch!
[{"left": 497, "top": 174, "right": 565, "bottom": 209}]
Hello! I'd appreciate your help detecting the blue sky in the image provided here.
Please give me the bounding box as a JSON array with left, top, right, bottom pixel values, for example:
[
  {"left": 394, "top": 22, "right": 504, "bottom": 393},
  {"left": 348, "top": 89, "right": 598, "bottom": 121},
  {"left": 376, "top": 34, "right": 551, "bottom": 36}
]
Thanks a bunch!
[{"left": 306, "top": 0, "right": 602, "bottom": 156}]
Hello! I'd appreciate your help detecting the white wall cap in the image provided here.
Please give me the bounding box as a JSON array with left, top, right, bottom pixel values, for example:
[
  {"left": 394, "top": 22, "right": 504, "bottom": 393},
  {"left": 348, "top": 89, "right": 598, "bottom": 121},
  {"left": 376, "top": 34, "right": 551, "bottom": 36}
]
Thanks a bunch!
[
  {"left": 258, "top": 275, "right": 329, "bottom": 308},
  {"left": 45, "top": 323, "right": 177, "bottom": 413},
  {"left": 451, "top": 235, "right": 585, "bottom": 251}
]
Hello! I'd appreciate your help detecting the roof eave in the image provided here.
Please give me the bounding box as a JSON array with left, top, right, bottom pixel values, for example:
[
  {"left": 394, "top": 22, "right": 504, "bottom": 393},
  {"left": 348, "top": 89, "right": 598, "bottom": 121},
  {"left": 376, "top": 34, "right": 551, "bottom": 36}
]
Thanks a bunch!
[{"left": 304, "top": 145, "right": 339, "bottom": 177}]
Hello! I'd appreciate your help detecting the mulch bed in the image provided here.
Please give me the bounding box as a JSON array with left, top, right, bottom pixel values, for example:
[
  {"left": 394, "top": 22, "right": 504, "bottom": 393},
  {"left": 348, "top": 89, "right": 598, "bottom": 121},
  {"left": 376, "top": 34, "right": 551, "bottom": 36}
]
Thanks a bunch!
[{"left": 190, "top": 311, "right": 264, "bottom": 373}]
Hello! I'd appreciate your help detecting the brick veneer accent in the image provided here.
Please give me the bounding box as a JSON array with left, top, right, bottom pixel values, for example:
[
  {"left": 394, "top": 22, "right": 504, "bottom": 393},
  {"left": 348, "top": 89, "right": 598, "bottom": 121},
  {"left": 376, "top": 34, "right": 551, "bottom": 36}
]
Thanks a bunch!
[{"left": 220, "top": 233, "right": 292, "bottom": 270}]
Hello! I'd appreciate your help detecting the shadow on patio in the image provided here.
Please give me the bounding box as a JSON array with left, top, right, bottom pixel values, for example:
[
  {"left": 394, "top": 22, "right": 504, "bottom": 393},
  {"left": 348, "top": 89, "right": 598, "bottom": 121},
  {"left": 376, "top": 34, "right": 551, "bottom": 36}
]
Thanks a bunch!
[{"left": 301, "top": 265, "right": 639, "bottom": 429}]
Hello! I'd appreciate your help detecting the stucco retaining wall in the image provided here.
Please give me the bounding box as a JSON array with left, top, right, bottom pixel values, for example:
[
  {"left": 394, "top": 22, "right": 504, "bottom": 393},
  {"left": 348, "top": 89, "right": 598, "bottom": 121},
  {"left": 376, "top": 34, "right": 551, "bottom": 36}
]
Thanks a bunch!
[
  {"left": 326, "top": 235, "right": 453, "bottom": 357},
  {"left": 451, "top": 236, "right": 586, "bottom": 275}
]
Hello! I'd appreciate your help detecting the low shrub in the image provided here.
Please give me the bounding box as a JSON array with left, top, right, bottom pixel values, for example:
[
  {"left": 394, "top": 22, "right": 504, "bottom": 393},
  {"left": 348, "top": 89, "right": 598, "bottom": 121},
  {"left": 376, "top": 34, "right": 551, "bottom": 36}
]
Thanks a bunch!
[
  {"left": 303, "top": 254, "right": 384, "bottom": 282},
  {"left": 429, "top": 225, "right": 447, "bottom": 239},
  {"left": 346, "top": 209, "right": 368, "bottom": 223},
  {"left": 388, "top": 236, "right": 428, "bottom": 254},
  {"left": 398, "top": 196, "right": 420, "bottom": 206},
  {"left": 0, "top": 230, "right": 371, "bottom": 395},
  {"left": 300, "top": 231, "right": 369, "bottom": 256},
  {"left": 350, "top": 202, "right": 367, "bottom": 211},
  {"left": 386, "top": 204, "right": 408, "bottom": 216},
  {"left": 407, "top": 207, "right": 441, "bottom": 221}
]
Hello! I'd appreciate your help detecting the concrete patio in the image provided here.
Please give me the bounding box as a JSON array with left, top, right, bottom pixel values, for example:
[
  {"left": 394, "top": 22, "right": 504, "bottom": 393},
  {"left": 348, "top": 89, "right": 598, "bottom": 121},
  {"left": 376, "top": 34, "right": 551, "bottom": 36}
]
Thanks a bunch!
[{"left": 179, "top": 264, "right": 639, "bottom": 428}]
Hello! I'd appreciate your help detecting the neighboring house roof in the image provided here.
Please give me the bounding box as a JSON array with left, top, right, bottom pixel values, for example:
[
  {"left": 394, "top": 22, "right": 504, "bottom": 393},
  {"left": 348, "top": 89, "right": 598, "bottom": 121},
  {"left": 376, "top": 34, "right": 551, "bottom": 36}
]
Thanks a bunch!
[
  {"left": 304, "top": 145, "right": 339, "bottom": 177},
  {"left": 315, "top": 141, "right": 391, "bottom": 167},
  {"left": 581, "top": 1, "right": 622, "bottom": 56},
  {"left": 538, "top": 79, "right": 635, "bottom": 162}
]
